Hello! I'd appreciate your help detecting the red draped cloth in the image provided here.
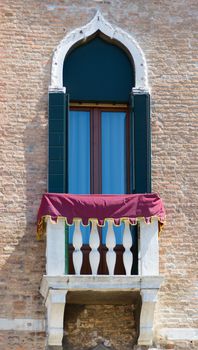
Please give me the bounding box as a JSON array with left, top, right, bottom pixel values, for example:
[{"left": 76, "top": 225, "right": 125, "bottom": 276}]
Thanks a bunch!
[{"left": 37, "top": 193, "right": 165, "bottom": 239}]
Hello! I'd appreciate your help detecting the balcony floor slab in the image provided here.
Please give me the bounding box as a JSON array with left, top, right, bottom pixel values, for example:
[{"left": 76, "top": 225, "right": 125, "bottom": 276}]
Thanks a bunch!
[{"left": 40, "top": 275, "right": 163, "bottom": 300}]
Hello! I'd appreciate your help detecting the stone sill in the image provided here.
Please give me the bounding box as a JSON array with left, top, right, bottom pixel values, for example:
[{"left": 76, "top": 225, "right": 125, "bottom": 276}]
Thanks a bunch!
[{"left": 40, "top": 275, "right": 163, "bottom": 300}]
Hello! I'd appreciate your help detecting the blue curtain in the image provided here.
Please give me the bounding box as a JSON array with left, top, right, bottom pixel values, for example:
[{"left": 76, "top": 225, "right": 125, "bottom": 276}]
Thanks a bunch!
[
  {"left": 101, "top": 112, "right": 126, "bottom": 244},
  {"left": 68, "top": 111, "right": 91, "bottom": 244}
]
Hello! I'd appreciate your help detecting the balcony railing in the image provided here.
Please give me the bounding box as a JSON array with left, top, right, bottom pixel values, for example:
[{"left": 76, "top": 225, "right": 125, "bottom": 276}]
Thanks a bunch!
[
  {"left": 37, "top": 192, "right": 165, "bottom": 277},
  {"left": 46, "top": 216, "right": 160, "bottom": 277}
]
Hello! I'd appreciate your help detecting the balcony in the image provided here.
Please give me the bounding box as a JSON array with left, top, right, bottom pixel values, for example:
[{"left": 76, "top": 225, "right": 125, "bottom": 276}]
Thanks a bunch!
[{"left": 38, "top": 193, "right": 165, "bottom": 348}]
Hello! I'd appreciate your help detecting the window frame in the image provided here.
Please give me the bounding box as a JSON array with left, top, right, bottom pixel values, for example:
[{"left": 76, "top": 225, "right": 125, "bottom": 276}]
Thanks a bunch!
[{"left": 69, "top": 104, "right": 131, "bottom": 195}]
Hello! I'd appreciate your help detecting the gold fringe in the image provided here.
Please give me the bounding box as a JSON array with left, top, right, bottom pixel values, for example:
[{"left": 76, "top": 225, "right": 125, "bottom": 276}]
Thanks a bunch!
[{"left": 36, "top": 215, "right": 165, "bottom": 240}]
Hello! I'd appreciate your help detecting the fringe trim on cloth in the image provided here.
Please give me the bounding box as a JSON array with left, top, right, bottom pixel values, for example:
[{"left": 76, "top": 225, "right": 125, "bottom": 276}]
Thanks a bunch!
[{"left": 37, "top": 215, "right": 165, "bottom": 240}]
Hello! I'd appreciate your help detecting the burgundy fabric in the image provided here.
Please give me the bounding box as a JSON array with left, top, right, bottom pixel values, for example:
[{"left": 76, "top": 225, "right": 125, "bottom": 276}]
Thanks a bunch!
[{"left": 37, "top": 193, "right": 165, "bottom": 230}]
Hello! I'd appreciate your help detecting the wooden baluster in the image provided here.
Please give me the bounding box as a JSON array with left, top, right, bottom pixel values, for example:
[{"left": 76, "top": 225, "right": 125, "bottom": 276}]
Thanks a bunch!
[
  {"left": 106, "top": 219, "right": 116, "bottom": 275},
  {"left": 72, "top": 219, "right": 83, "bottom": 275},
  {"left": 123, "top": 220, "right": 133, "bottom": 275},
  {"left": 89, "top": 220, "right": 100, "bottom": 275}
]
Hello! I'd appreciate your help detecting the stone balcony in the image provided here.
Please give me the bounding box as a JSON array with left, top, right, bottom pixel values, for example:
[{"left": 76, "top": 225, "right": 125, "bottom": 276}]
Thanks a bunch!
[{"left": 38, "top": 193, "right": 165, "bottom": 348}]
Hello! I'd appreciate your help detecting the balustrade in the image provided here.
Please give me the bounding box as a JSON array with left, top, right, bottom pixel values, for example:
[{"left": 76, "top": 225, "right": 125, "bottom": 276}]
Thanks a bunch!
[
  {"left": 72, "top": 219, "right": 133, "bottom": 275},
  {"left": 46, "top": 217, "right": 159, "bottom": 277},
  {"left": 46, "top": 218, "right": 136, "bottom": 276}
]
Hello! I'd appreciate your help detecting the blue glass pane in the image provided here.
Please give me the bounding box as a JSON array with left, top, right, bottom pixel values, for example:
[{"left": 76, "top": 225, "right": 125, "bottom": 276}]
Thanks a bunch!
[
  {"left": 101, "top": 112, "right": 126, "bottom": 244},
  {"left": 101, "top": 112, "right": 126, "bottom": 194},
  {"left": 102, "top": 221, "right": 126, "bottom": 245},
  {"left": 68, "top": 111, "right": 90, "bottom": 193},
  {"left": 68, "top": 111, "right": 90, "bottom": 244},
  {"left": 69, "top": 223, "right": 91, "bottom": 245}
]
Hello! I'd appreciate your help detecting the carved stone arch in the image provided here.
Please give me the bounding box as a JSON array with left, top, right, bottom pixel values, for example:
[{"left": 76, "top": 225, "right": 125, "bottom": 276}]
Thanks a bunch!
[{"left": 50, "top": 11, "right": 148, "bottom": 92}]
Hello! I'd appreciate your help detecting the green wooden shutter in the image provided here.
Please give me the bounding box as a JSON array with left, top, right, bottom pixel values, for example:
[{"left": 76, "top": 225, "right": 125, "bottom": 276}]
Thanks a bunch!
[
  {"left": 131, "top": 92, "right": 151, "bottom": 193},
  {"left": 48, "top": 90, "right": 69, "bottom": 274},
  {"left": 48, "top": 90, "right": 69, "bottom": 193}
]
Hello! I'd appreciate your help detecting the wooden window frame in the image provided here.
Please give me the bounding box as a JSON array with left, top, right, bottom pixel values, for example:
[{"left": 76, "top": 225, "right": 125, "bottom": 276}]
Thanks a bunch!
[
  {"left": 70, "top": 104, "right": 131, "bottom": 194},
  {"left": 68, "top": 104, "right": 135, "bottom": 274}
]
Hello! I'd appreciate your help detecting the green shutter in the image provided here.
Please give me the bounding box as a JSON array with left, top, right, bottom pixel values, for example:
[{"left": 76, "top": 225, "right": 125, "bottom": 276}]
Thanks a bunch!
[
  {"left": 131, "top": 92, "right": 151, "bottom": 193},
  {"left": 48, "top": 90, "right": 69, "bottom": 274},
  {"left": 129, "top": 92, "right": 151, "bottom": 274},
  {"left": 48, "top": 91, "right": 69, "bottom": 193}
]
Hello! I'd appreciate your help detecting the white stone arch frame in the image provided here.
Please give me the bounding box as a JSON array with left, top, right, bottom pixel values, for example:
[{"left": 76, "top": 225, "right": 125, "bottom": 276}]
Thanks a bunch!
[{"left": 50, "top": 11, "right": 148, "bottom": 92}]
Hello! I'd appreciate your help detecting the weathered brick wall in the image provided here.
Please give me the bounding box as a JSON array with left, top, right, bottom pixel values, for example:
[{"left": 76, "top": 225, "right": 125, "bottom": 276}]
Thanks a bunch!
[
  {"left": 0, "top": 0, "right": 197, "bottom": 349},
  {"left": 63, "top": 304, "right": 137, "bottom": 349},
  {"left": 0, "top": 331, "right": 46, "bottom": 350}
]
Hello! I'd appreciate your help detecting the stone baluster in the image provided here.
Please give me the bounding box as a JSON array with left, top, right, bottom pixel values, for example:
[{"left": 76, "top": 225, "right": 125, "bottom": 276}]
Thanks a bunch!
[
  {"left": 123, "top": 220, "right": 133, "bottom": 275},
  {"left": 72, "top": 219, "right": 83, "bottom": 275},
  {"left": 106, "top": 219, "right": 116, "bottom": 275},
  {"left": 89, "top": 220, "right": 100, "bottom": 275}
]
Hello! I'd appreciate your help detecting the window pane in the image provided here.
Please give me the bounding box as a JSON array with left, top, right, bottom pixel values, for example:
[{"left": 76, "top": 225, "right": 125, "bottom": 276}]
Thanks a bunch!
[
  {"left": 68, "top": 111, "right": 90, "bottom": 194},
  {"left": 101, "top": 111, "right": 126, "bottom": 244},
  {"left": 68, "top": 110, "right": 90, "bottom": 244},
  {"left": 101, "top": 112, "right": 126, "bottom": 194}
]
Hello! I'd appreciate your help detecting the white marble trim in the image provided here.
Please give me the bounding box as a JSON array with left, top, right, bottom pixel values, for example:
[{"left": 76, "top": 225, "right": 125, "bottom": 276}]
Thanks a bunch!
[
  {"left": 0, "top": 318, "right": 45, "bottom": 331},
  {"left": 51, "top": 11, "right": 148, "bottom": 91},
  {"left": 158, "top": 328, "right": 198, "bottom": 341}
]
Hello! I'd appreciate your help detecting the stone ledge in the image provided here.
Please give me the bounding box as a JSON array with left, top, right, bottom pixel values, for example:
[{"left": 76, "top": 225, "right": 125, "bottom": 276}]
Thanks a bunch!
[
  {"left": 40, "top": 275, "right": 163, "bottom": 300},
  {"left": 157, "top": 328, "right": 198, "bottom": 341},
  {"left": 0, "top": 318, "right": 45, "bottom": 332}
]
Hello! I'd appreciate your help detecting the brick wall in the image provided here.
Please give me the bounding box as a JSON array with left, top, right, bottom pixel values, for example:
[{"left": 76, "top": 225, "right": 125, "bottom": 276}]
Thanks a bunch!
[
  {"left": 0, "top": 331, "right": 45, "bottom": 350},
  {"left": 0, "top": 0, "right": 197, "bottom": 349},
  {"left": 63, "top": 304, "right": 137, "bottom": 349}
]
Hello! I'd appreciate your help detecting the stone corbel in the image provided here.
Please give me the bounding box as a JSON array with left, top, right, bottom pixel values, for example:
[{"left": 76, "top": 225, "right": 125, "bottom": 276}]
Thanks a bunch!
[
  {"left": 45, "top": 289, "right": 67, "bottom": 347},
  {"left": 138, "top": 288, "right": 159, "bottom": 346}
]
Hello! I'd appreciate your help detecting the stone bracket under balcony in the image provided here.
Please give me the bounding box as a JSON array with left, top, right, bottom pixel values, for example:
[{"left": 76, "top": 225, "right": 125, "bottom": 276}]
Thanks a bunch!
[{"left": 40, "top": 275, "right": 163, "bottom": 348}]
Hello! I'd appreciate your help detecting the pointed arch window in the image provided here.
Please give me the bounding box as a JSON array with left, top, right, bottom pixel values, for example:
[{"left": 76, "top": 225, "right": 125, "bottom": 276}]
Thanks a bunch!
[
  {"left": 48, "top": 14, "right": 151, "bottom": 275},
  {"left": 64, "top": 35, "right": 133, "bottom": 197}
]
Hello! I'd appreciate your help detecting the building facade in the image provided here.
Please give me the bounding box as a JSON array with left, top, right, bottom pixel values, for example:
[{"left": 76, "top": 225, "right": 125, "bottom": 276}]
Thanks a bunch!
[{"left": 0, "top": 1, "right": 198, "bottom": 350}]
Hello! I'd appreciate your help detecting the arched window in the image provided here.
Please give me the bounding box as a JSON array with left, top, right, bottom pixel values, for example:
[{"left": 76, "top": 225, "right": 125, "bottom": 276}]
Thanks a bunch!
[
  {"left": 64, "top": 36, "right": 134, "bottom": 195},
  {"left": 48, "top": 12, "right": 151, "bottom": 274}
]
